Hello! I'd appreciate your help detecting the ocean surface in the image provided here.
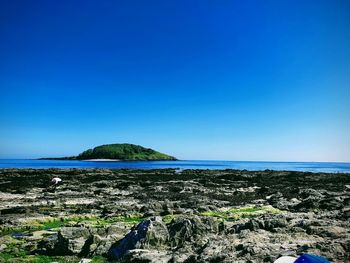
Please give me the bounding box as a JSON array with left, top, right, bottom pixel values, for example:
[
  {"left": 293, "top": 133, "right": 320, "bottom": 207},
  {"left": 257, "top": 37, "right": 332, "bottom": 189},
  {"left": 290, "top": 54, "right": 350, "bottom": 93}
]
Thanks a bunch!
[{"left": 0, "top": 159, "right": 349, "bottom": 173}]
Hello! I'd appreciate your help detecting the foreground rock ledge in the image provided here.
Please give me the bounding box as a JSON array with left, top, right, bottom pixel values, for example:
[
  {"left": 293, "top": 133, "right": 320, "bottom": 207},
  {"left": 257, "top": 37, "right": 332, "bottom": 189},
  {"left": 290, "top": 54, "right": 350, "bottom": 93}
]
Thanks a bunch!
[{"left": 0, "top": 168, "right": 349, "bottom": 262}]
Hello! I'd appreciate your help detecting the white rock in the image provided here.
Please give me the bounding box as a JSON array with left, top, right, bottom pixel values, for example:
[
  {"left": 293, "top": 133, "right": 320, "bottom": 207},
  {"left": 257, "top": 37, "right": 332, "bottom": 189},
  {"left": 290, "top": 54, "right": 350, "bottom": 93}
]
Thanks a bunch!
[
  {"left": 0, "top": 244, "right": 7, "bottom": 251},
  {"left": 274, "top": 256, "right": 297, "bottom": 263}
]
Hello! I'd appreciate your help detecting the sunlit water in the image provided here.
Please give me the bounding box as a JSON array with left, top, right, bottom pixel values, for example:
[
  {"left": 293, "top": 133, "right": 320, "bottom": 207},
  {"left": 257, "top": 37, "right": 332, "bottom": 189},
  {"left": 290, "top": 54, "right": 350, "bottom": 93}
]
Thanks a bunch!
[{"left": 0, "top": 159, "right": 349, "bottom": 173}]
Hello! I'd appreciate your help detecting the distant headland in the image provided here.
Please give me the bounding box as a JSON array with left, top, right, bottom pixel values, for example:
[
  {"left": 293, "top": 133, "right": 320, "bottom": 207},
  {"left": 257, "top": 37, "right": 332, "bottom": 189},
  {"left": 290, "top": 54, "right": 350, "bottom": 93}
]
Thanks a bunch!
[{"left": 40, "top": 143, "right": 177, "bottom": 161}]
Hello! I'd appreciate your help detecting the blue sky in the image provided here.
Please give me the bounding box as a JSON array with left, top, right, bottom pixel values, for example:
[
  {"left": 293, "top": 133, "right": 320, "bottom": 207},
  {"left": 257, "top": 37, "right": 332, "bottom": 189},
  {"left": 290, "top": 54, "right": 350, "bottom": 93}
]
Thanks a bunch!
[{"left": 0, "top": 0, "right": 349, "bottom": 161}]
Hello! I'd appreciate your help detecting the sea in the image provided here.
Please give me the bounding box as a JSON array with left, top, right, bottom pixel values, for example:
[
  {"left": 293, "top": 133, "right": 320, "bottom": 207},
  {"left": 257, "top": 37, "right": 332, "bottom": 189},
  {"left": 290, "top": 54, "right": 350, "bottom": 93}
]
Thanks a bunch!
[{"left": 0, "top": 159, "right": 349, "bottom": 173}]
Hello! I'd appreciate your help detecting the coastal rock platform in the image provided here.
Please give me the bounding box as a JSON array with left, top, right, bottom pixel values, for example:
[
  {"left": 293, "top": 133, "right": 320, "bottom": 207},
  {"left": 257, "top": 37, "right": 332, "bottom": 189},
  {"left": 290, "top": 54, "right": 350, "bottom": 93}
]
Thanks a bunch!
[{"left": 0, "top": 169, "right": 349, "bottom": 262}]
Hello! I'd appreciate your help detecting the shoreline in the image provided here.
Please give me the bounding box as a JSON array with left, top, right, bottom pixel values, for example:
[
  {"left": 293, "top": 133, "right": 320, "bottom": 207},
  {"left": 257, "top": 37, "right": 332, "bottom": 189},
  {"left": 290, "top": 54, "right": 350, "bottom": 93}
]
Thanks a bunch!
[
  {"left": 82, "top": 158, "right": 121, "bottom": 162},
  {"left": 1, "top": 160, "right": 350, "bottom": 173},
  {"left": 0, "top": 167, "right": 349, "bottom": 174}
]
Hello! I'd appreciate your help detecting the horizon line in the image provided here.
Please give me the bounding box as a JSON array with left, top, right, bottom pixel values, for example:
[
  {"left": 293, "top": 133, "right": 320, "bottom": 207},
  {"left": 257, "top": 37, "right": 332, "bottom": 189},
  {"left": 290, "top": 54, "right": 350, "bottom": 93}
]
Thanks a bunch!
[{"left": 0, "top": 158, "right": 349, "bottom": 164}]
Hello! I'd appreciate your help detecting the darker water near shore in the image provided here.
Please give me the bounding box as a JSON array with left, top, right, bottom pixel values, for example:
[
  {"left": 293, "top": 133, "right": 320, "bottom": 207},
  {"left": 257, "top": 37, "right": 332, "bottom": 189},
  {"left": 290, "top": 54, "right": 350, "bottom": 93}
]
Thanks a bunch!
[{"left": 0, "top": 159, "right": 350, "bottom": 173}]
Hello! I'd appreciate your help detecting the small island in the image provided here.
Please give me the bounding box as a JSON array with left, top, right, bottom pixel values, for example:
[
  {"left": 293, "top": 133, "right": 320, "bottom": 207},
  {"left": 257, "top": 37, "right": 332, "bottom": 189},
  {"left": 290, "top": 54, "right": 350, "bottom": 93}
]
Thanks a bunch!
[{"left": 40, "top": 143, "right": 177, "bottom": 161}]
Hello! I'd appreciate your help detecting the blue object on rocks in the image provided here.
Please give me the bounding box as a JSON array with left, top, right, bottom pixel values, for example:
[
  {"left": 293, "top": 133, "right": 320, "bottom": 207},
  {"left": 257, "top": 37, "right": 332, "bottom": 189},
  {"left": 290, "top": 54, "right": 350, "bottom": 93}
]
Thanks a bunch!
[{"left": 295, "top": 254, "right": 330, "bottom": 263}]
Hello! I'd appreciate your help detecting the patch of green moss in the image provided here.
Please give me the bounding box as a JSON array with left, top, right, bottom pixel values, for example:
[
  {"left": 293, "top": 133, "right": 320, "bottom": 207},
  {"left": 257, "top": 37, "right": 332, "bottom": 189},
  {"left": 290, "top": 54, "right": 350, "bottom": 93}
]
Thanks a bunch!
[
  {"left": 200, "top": 205, "right": 282, "bottom": 221},
  {"left": 90, "top": 255, "right": 108, "bottom": 263},
  {"left": 31, "top": 255, "right": 53, "bottom": 263},
  {"left": 0, "top": 252, "right": 16, "bottom": 261},
  {"left": 162, "top": 214, "right": 178, "bottom": 223},
  {"left": 0, "top": 254, "right": 80, "bottom": 263},
  {"left": 0, "top": 243, "right": 28, "bottom": 261},
  {"left": 1, "top": 215, "right": 144, "bottom": 236},
  {"left": 42, "top": 218, "right": 67, "bottom": 229},
  {"left": 112, "top": 215, "right": 143, "bottom": 223}
]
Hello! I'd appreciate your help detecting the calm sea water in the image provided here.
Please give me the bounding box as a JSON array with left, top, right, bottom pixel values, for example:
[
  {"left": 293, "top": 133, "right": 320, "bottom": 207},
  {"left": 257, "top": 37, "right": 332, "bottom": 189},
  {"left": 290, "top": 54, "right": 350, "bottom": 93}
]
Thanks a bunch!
[{"left": 0, "top": 159, "right": 349, "bottom": 173}]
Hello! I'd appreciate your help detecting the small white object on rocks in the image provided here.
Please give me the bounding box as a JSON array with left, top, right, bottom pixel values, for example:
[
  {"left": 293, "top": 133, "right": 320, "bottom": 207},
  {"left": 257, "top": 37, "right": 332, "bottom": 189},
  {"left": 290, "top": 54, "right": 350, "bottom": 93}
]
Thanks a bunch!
[
  {"left": 79, "top": 259, "right": 92, "bottom": 263},
  {"left": 51, "top": 177, "right": 62, "bottom": 185},
  {"left": 274, "top": 256, "right": 297, "bottom": 263},
  {"left": 0, "top": 244, "right": 7, "bottom": 251}
]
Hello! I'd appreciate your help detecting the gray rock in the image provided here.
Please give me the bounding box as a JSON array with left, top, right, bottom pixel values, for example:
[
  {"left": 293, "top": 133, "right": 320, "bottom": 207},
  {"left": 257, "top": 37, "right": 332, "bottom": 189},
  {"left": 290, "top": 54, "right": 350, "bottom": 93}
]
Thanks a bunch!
[
  {"left": 109, "top": 217, "right": 168, "bottom": 260},
  {"left": 0, "top": 244, "right": 7, "bottom": 251},
  {"left": 168, "top": 216, "right": 219, "bottom": 248},
  {"left": 123, "top": 249, "right": 171, "bottom": 263},
  {"left": 306, "top": 226, "right": 349, "bottom": 238},
  {"left": 57, "top": 227, "right": 91, "bottom": 255}
]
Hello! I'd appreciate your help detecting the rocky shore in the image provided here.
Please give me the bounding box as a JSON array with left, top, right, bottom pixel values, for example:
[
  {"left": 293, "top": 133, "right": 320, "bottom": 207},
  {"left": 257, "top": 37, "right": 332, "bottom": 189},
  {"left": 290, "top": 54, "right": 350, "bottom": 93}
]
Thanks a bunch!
[{"left": 0, "top": 168, "right": 349, "bottom": 262}]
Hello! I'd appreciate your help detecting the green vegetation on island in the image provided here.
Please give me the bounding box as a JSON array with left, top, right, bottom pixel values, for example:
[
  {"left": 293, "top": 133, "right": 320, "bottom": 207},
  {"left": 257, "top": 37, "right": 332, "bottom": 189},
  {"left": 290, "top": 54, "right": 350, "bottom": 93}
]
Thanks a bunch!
[{"left": 41, "top": 143, "right": 177, "bottom": 161}]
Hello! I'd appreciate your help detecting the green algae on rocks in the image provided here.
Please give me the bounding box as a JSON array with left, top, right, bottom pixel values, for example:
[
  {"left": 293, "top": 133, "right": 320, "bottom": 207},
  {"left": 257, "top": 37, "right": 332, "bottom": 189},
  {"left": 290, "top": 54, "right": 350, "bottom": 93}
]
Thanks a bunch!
[
  {"left": 200, "top": 205, "right": 282, "bottom": 221},
  {"left": 0, "top": 215, "right": 144, "bottom": 236}
]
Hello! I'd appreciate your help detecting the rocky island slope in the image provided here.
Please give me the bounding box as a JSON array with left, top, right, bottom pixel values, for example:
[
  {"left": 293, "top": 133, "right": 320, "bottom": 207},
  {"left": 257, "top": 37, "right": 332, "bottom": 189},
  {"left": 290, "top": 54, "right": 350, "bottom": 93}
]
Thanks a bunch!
[
  {"left": 40, "top": 143, "right": 177, "bottom": 161},
  {"left": 0, "top": 169, "right": 349, "bottom": 262}
]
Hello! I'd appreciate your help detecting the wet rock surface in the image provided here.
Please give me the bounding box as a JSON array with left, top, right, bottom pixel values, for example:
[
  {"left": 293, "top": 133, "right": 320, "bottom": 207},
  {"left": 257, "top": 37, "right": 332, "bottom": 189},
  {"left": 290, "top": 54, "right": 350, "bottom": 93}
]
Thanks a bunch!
[{"left": 0, "top": 168, "right": 349, "bottom": 262}]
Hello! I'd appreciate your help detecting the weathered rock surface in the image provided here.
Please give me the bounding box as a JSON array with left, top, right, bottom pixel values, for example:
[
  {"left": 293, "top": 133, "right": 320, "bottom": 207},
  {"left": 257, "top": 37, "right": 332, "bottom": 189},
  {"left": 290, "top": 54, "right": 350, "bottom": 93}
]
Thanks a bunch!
[
  {"left": 0, "top": 168, "right": 349, "bottom": 262},
  {"left": 108, "top": 217, "right": 169, "bottom": 260}
]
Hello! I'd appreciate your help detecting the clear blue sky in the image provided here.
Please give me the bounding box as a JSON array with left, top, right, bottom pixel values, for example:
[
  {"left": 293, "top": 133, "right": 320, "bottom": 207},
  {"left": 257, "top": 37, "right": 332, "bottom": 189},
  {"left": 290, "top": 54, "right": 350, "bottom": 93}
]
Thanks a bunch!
[{"left": 0, "top": 0, "right": 349, "bottom": 161}]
